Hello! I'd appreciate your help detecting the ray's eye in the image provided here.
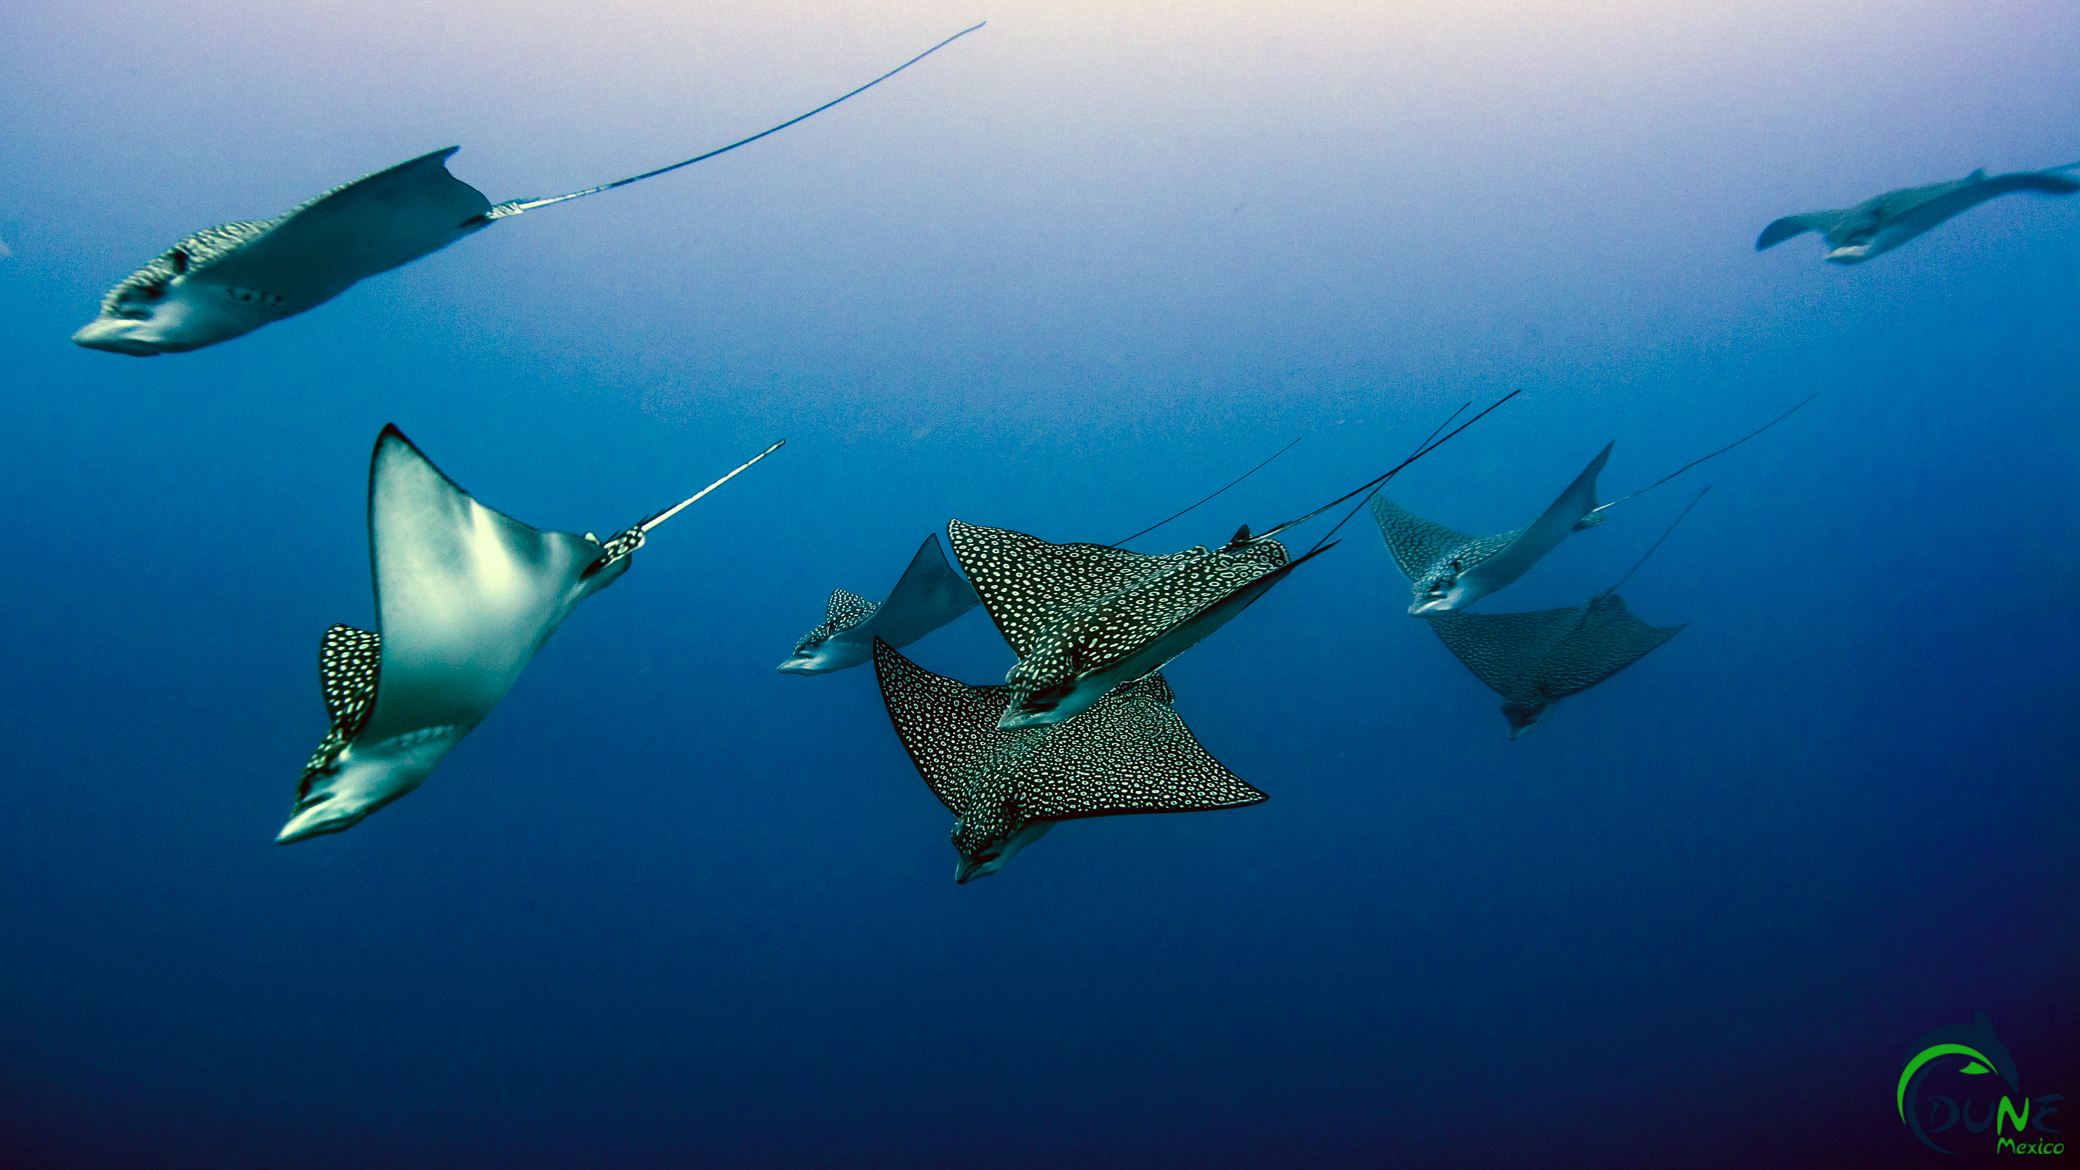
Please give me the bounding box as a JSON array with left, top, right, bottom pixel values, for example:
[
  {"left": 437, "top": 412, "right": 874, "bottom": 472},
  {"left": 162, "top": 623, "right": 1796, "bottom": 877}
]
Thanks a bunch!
[
  {"left": 168, "top": 248, "right": 189, "bottom": 274},
  {"left": 140, "top": 284, "right": 166, "bottom": 301}
]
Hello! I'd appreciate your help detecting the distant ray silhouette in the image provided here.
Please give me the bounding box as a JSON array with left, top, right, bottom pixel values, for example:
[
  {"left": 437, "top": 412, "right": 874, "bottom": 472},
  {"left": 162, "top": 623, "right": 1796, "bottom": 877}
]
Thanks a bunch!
[
  {"left": 779, "top": 534, "right": 979, "bottom": 674},
  {"left": 1756, "top": 160, "right": 2079, "bottom": 264},
  {"left": 279, "top": 427, "right": 783, "bottom": 843},
  {"left": 72, "top": 24, "right": 984, "bottom": 355},
  {"left": 1425, "top": 488, "right": 1705, "bottom": 737},
  {"left": 872, "top": 639, "right": 1264, "bottom": 883}
]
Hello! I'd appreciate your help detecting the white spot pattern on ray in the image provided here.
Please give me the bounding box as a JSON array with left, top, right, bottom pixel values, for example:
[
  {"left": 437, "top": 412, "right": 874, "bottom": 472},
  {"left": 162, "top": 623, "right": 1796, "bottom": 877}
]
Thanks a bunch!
[{"left": 872, "top": 639, "right": 1264, "bottom": 881}]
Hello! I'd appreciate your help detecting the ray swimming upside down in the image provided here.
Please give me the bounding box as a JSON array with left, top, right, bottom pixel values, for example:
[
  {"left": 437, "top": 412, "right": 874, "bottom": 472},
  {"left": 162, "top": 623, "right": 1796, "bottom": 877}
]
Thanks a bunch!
[
  {"left": 73, "top": 25, "right": 983, "bottom": 355},
  {"left": 280, "top": 426, "right": 782, "bottom": 843},
  {"left": 1755, "top": 160, "right": 2078, "bottom": 265},
  {"left": 778, "top": 534, "right": 979, "bottom": 675},
  {"left": 872, "top": 639, "right": 1265, "bottom": 883}
]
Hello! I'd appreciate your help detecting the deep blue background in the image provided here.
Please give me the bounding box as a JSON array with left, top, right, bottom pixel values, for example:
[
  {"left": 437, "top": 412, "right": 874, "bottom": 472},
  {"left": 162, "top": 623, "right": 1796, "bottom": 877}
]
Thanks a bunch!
[{"left": 2, "top": 1, "right": 2075, "bottom": 1165}]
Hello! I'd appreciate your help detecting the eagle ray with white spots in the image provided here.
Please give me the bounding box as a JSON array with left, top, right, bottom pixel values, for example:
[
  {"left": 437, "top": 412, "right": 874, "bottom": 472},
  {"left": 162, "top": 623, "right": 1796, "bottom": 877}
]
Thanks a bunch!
[
  {"left": 872, "top": 639, "right": 1265, "bottom": 883},
  {"left": 947, "top": 392, "right": 1521, "bottom": 731}
]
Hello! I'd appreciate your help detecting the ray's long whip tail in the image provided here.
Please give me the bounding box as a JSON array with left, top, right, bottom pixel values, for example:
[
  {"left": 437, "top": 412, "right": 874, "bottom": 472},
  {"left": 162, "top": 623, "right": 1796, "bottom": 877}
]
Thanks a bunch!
[
  {"left": 479, "top": 22, "right": 987, "bottom": 221},
  {"left": 640, "top": 439, "right": 787, "bottom": 532},
  {"left": 1587, "top": 393, "right": 1815, "bottom": 519},
  {"left": 1245, "top": 389, "right": 1522, "bottom": 554},
  {"left": 1601, "top": 485, "right": 1710, "bottom": 598},
  {"left": 1111, "top": 438, "right": 1303, "bottom": 548}
]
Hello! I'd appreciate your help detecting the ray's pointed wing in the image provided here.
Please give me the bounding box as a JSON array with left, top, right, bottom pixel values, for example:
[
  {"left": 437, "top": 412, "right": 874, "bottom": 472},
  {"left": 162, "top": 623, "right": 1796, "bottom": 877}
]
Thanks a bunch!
[
  {"left": 195, "top": 149, "right": 493, "bottom": 309},
  {"left": 1756, "top": 210, "right": 1851, "bottom": 251},
  {"left": 1461, "top": 443, "right": 1610, "bottom": 591},
  {"left": 358, "top": 425, "right": 617, "bottom": 744},
  {"left": 872, "top": 638, "right": 1013, "bottom": 815},
  {"left": 1427, "top": 607, "right": 1584, "bottom": 703},
  {"left": 863, "top": 533, "right": 979, "bottom": 649},
  {"left": 1018, "top": 673, "right": 1265, "bottom": 821},
  {"left": 947, "top": 519, "right": 1188, "bottom": 658},
  {"left": 1876, "top": 167, "right": 2080, "bottom": 239},
  {"left": 1534, "top": 593, "right": 1683, "bottom": 699},
  {"left": 1371, "top": 496, "right": 1474, "bottom": 581}
]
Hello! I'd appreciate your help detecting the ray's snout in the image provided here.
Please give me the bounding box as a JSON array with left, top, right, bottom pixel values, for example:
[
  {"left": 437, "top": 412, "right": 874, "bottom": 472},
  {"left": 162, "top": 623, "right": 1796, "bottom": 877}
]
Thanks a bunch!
[
  {"left": 275, "top": 794, "right": 365, "bottom": 844},
  {"left": 71, "top": 318, "right": 167, "bottom": 356}
]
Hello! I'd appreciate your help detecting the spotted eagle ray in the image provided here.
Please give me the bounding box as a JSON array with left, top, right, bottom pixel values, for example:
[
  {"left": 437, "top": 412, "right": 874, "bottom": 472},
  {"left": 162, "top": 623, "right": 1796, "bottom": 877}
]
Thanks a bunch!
[
  {"left": 778, "top": 534, "right": 979, "bottom": 674},
  {"left": 1756, "top": 160, "right": 2079, "bottom": 264},
  {"left": 1424, "top": 488, "right": 1705, "bottom": 737},
  {"left": 1427, "top": 595, "right": 1684, "bottom": 738},
  {"left": 1374, "top": 397, "right": 1811, "bottom": 615},
  {"left": 72, "top": 25, "right": 984, "bottom": 356},
  {"left": 1375, "top": 443, "right": 1612, "bottom": 616},
  {"left": 948, "top": 518, "right": 1332, "bottom": 731},
  {"left": 278, "top": 427, "right": 783, "bottom": 843},
  {"left": 872, "top": 638, "right": 1265, "bottom": 882},
  {"left": 949, "top": 393, "right": 1522, "bottom": 730}
]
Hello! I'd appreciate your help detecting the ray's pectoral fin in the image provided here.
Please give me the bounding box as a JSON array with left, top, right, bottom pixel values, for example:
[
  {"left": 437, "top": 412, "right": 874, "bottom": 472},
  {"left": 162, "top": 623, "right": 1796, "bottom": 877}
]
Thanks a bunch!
[
  {"left": 1466, "top": 442, "right": 1610, "bottom": 591},
  {"left": 870, "top": 533, "right": 981, "bottom": 648},
  {"left": 200, "top": 148, "right": 495, "bottom": 310},
  {"left": 872, "top": 640, "right": 1264, "bottom": 883},
  {"left": 1756, "top": 210, "right": 1846, "bottom": 251},
  {"left": 1371, "top": 495, "right": 1474, "bottom": 583}
]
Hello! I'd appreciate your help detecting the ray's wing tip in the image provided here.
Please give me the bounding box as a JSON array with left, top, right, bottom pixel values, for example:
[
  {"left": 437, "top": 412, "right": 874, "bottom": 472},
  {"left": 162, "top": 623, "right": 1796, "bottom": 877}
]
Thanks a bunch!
[{"left": 1755, "top": 216, "right": 1810, "bottom": 251}]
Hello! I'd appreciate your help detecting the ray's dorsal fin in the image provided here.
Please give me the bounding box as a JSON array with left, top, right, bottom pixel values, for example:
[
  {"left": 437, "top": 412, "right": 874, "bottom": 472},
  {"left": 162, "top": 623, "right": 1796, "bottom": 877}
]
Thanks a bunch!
[{"left": 477, "top": 24, "right": 987, "bottom": 222}]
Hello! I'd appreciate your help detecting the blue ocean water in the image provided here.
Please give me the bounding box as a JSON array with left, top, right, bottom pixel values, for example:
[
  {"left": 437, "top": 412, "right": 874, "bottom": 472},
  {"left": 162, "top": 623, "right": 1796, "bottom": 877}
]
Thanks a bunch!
[{"left": 2, "top": 1, "right": 2075, "bottom": 1166}]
